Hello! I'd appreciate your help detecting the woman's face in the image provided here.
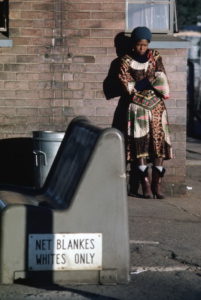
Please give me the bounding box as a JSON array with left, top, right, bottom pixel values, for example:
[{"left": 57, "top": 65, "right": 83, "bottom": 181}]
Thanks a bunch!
[{"left": 133, "top": 39, "right": 149, "bottom": 55}]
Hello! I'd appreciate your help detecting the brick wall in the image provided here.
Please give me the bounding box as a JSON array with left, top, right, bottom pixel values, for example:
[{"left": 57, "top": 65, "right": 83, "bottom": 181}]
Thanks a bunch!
[
  {"left": 63, "top": 0, "right": 125, "bottom": 128},
  {"left": 161, "top": 49, "right": 188, "bottom": 194},
  {"left": 0, "top": 0, "right": 188, "bottom": 193},
  {"left": 0, "top": 0, "right": 125, "bottom": 138}
]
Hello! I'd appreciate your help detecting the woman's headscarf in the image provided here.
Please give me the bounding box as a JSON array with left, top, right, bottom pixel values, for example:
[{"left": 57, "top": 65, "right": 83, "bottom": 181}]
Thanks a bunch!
[{"left": 131, "top": 26, "right": 152, "bottom": 43}]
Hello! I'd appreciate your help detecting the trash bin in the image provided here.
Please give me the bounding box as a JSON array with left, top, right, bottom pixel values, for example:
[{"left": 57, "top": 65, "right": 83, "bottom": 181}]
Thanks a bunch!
[
  {"left": 0, "top": 138, "right": 34, "bottom": 186},
  {"left": 193, "top": 116, "right": 201, "bottom": 138},
  {"left": 33, "top": 131, "right": 65, "bottom": 188}
]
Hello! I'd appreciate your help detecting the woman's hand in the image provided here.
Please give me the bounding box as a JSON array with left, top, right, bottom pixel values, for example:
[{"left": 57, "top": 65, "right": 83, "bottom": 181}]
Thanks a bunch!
[{"left": 135, "top": 78, "right": 152, "bottom": 91}]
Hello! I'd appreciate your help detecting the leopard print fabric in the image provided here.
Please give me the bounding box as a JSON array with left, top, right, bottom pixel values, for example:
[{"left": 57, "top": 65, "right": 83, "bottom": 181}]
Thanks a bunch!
[{"left": 119, "top": 49, "right": 173, "bottom": 162}]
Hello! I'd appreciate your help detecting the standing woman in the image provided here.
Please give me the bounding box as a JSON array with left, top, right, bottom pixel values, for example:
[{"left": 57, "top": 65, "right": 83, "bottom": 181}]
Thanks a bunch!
[{"left": 119, "top": 26, "right": 173, "bottom": 199}]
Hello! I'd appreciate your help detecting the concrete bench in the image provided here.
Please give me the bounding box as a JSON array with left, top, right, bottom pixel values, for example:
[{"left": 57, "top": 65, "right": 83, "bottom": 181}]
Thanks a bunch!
[{"left": 0, "top": 116, "right": 130, "bottom": 285}]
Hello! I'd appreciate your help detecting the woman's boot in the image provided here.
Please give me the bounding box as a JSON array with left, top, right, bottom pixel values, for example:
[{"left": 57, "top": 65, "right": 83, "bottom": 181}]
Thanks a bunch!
[
  {"left": 151, "top": 166, "right": 166, "bottom": 199},
  {"left": 138, "top": 166, "right": 152, "bottom": 199},
  {"left": 128, "top": 163, "right": 140, "bottom": 197}
]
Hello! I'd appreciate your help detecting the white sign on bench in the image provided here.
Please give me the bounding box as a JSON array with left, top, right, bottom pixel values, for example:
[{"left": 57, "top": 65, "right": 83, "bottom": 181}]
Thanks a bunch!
[{"left": 28, "top": 233, "right": 102, "bottom": 271}]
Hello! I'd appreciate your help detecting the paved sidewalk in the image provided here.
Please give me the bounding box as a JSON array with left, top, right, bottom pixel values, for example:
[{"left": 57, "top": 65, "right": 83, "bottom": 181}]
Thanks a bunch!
[
  {"left": 127, "top": 136, "right": 201, "bottom": 294},
  {"left": 129, "top": 136, "right": 201, "bottom": 268},
  {"left": 168, "top": 136, "right": 201, "bottom": 218}
]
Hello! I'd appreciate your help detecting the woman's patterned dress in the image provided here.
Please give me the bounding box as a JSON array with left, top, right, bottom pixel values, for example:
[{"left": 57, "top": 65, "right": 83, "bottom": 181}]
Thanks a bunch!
[{"left": 119, "top": 49, "right": 173, "bottom": 162}]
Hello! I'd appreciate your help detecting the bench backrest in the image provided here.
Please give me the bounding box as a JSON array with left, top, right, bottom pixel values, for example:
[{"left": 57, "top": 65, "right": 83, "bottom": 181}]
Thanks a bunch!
[{"left": 42, "top": 117, "right": 103, "bottom": 209}]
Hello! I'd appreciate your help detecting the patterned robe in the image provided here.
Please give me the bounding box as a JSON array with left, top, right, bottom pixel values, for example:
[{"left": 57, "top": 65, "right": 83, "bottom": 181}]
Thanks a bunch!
[{"left": 119, "top": 49, "right": 173, "bottom": 162}]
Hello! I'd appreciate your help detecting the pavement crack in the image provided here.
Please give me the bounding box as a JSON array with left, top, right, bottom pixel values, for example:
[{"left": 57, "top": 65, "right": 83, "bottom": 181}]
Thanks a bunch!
[
  {"left": 163, "top": 248, "right": 201, "bottom": 270},
  {"left": 165, "top": 200, "right": 201, "bottom": 219}
]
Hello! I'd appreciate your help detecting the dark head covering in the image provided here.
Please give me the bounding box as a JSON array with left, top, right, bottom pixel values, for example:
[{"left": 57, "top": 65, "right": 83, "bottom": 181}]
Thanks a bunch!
[{"left": 131, "top": 26, "right": 152, "bottom": 43}]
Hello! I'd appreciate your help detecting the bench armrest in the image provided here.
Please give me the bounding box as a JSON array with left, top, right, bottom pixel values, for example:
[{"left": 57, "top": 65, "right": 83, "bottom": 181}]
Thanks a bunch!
[{"left": 0, "top": 184, "right": 39, "bottom": 196}]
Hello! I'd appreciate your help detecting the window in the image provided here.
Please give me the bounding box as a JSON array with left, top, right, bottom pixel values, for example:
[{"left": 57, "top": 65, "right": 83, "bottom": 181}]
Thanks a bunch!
[
  {"left": 0, "top": 0, "right": 8, "bottom": 34},
  {"left": 126, "top": 0, "right": 178, "bottom": 34}
]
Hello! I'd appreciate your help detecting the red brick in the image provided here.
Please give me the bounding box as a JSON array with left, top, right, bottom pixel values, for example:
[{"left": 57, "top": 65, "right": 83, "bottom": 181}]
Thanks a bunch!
[
  {"left": 0, "top": 46, "right": 27, "bottom": 55},
  {"left": 84, "top": 99, "right": 105, "bottom": 106},
  {"left": 69, "top": 46, "right": 107, "bottom": 55},
  {"left": 85, "top": 64, "right": 109, "bottom": 73},
  {"left": 14, "top": 99, "right": 51, "bottom": 108},
  {"left": 69, "top": 64, "right": 85, "bottom": 73},
  {"left": 28, "top": 38, "right": 52, "bottom": 46},
  {"left": 176, "top": 49, "right": 188, "bottom": 56},
  {"left": 78, "top": 38, "right": 101, "bottom": 47},
  {"left": 39, "top": 90, "right": 54, "bottom": 99},
  {"left": 168, "top": 72, "right": 186, "bottom": 82},
  {"left": 69, "top": 99, "right": 84, "bottom": 106},
  {"left": 100, "top": 3, "right": 125, "bottom": 11},
  {"left": 10, "top": 11, "right": 21, "bottom": 19},
  {"left": 95, "top": 56, "right": 116, "bottom": 64},
  {"left": 100, "top": 19, "right": 125, "bottom": 29},
  {"left": 28, "top": 81, "right": 52, "bottom": 90},
  {"left": 16, "top": 108, "right": 38, "bottom": 116},
  {"left": 96, "top": 107, "right": 115, "bottom": 116},
  {"left": 96, "top": 91, "right": 105, "bottom": 99},
  {"left": 44, "top": 29, "right": 53, "bottom": 37},
  {"left": 73, "top": 56, "right": 95, "bottom": 63},
  {"left": 101, "top": 38, "right": 114, "bottom": 47},
  {"left": 39, "top": 73, "right": 53, "bottom": 81},
  {"left": 90, "top": 29, "right": 115, "bottom": 38},
  {"left": 39, "top": 108, "right": 53, "bottom": 116},
  {"left": 32, "top": 3, "right": 54, "bottom": 11},
  {"left": 53, "top": 73, "right": 63, "bottom": 81},
  {"left": 53, "top": 99, "right": 68, "bottom": 107},
  {"left": 12, "top": 37, "right": 31, "bottom": 46},
  {"left": 4, "top": 81, "right": 29, "bottom": 90},
  {"left": 68, "top": 0, "right": 124, "bottom": 3},
  {"left": 44, "top": 20, "right": 55, "bottom": 28},
  {"left": 10, "top": 20, "right": 34, "bottom": 28},
  {"left": 84, "top": 90, "right": 96, "bottom": 99},
  {"left": 84, "top": 82, "right": 103, "bottom": 90},
  {"left": 159, "top": 49, "right": 178, "bottom": 56},
  {"left": 0, "top": 56, "right": 16, "bottom": 63},
  {"left": 64, "top": 90, "right": 73, "bottom": 99},
  {"left": 15, "top": 90, "right": 39, "bottom": 99},
  {"left": 16, "top": 55, "right": 44, "bottom": 63},
  {"left": 73, "top": 106, "right": 96, "bottom": 116},
  {"left": 68, "top": 82, "right": 84, "bottom": 90},
  {"left": 74, "top": 72, "right": 106, "bottom": 82},
  {"left": 165, "top": 65, "right": 177, "bottom": 73},
  {"left": 176, "top": 100, "right": 186, "bottom": 108},
  {"left": 164, "top": 99, "right": 176, "bottom": 108},
  {"left": 26, "top": 64, "right": 51, "bottom": 72},
  {"left": 72, "top": 90, "right": 85, "bottom": 99},
  {"left": 0, "top": 91, "right": 16, "bottom": 99},
  {"left": 10, "top": 28, "right": 20, "bottom": 37},
  {"left": 77, "top": 20, "right": 102, "bottom": 29},
  {"left": 68, "top": 12, "right": 90, "bottom": 19},
  {"left": 21, "top": 11, "right": 54, "bottom": 20},
  {"left": 10, "top": 2, "right": 32, "bottom": 10},
  {"left": 163, "top": 56, "right": 186, "bottom": 66},
  {"left": 91, "top": 12, "right": 124, "bottom": 19},
  {"left": 63, "top": 106, "right": 74, "bottom": 116},
  {"left": 0, "top": 107, "right": 16, "bottom": 115},
  {"left": 21, "top": 28, "right": 44, "bottom": 37},
  {"left": 0, "top": 72, "right": 16, "bottom": 80},
  {"left": 63, "top": 29, "right": 90, "bottom": 38},
  {"left": 106, "top": 47, "right": 117, "bottom": 56}
]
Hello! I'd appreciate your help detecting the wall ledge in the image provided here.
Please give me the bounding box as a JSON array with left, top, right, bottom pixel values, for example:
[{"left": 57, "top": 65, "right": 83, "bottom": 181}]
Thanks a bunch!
[
  {"left": 150, "top": 34, "right": 190, "bottom": 49},
  {"left": 0, "top": 39, "right": 13, "bottom": 47}
]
